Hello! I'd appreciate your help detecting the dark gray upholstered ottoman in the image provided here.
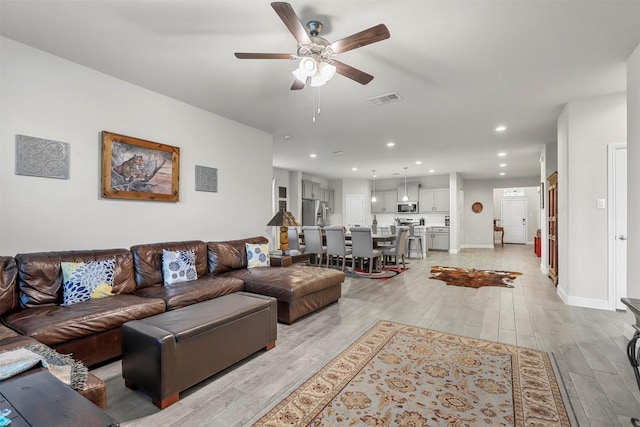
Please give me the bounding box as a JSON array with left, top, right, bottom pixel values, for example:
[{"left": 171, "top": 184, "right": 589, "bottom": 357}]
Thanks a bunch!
[{"left": 122, "top": 292, "right": 277, "bottom": 409}]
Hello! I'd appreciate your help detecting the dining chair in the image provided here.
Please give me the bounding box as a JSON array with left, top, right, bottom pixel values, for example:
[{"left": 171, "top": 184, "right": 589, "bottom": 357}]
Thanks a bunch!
[
  {"left": 349, "top": 227, "right": 383, "bottom": 274},
  {"left": 301, "top": 226, "right": 326, "bottom": 266},
  {"left": 382, "top": 226, "right": 409, "bottom": 269},
  {"left": 324, "top": 226, "right": 352, "bottom": 271},
  {"left": 287, "top": 227, "right": 305, "bottom": 252},
  {"left": 407, "top": 225, "right": 424, "bottom": 258}
]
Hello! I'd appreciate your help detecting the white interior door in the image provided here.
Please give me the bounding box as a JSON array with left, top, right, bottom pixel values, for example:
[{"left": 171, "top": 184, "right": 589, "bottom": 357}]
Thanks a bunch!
[
  {"left": 502, "top": 199, "right": 527, "bottom": 244},
  {"left": 610, "top": 144, "right": 627, "bottom": 310},
  {"left": 346, "top": 194, "right": 365, "bottom": 227}
]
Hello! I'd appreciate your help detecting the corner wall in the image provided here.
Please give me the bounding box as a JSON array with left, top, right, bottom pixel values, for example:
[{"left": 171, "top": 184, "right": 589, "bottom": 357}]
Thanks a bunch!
[
  {"left": 557, "top": 93, "right": 627, "bottom": 309},
  {"left": 0, "top": 38, "right": 273, "bottom": 254}
]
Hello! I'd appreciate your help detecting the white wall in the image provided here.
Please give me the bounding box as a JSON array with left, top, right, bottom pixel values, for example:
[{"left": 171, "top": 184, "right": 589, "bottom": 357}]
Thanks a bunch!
[
  {"left": 626, "top": 44, "right": 640, "bottom": 336},
  {"left": 557, "top": 93, "right": 627, "bottom": 309},
  {"left": 0, "top": 38, "right": 273, "bottom": 254}
]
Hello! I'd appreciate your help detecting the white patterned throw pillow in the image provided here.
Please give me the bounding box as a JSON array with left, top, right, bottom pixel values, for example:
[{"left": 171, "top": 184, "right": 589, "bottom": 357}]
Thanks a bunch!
[
  {"left": 61, "top": 259, "right": 116, "bottom": 306},
  {"left": 245, "top": 243, "right": 270, "bottom": 268},
  {"left": 162, "top": 249, "right": 197, "bottom": 285}
]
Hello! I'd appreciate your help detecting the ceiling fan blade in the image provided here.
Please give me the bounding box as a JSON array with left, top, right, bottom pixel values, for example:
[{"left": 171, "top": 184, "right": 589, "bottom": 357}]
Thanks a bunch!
[
  {"left": 291, "top": 79, "right": 306, "bottom": 90},
  {"left": 333, "top": 60, "right": 374, "bottom": 85},
  {"left": 235, "top": 53, "right": 296, "bottom": 60},
  {"left": 329, "top": 24, "right": 390, "bottom": 54},
  {"left": 271, "top": 2, "right": 312, "bottom": 45}
]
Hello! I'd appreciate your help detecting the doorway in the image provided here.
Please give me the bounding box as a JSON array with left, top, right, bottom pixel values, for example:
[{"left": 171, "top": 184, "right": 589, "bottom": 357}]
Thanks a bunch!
[
  {"left": 608, "top": 143, "right": 627, "bottom": 310},
  {"left": 501, "top": 199, "right": 527, "bottom": 244},
  {"left": 345, "top": 194, "right": 365, "bottom": 228}
]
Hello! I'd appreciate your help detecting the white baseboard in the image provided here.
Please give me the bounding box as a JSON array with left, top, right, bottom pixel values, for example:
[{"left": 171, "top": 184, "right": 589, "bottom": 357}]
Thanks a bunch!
[
  {"left": 449, "top": 248, "right": 459, "bottom": 254},
  {"left": 540, "top": 264, "right": 549, "bottom": 275},
  {"left": 556, "top": 285, "right": 611, "bottom": 310}
]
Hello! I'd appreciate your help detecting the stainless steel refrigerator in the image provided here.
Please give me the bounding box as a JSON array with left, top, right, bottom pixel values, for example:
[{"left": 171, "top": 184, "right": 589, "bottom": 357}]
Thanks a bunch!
[
  {"left": 302, "top": 199, "right": 330, "bottom": 226},
  {"left": 302, "top": 199, "right": 319, "bottom": 226}
]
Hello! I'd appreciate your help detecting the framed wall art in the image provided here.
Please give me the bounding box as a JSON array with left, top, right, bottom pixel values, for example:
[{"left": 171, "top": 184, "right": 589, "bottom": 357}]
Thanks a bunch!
[{"left": 101, "top": 131, "right": 180, "bottom": 202}]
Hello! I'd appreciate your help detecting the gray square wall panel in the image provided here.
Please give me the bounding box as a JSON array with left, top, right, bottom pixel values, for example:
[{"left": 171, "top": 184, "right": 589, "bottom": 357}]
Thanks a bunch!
[
  {"left": 15, "top": 134, "right": 70, "bottom": 179},
  {"left": 195, "top": 165, "right": 217, "bottom": 192}
]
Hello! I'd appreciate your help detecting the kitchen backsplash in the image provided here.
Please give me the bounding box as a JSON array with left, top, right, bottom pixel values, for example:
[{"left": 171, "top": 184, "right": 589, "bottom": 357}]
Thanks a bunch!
[{"left": 374, "top": 213, "right": 448, "bottom": 227}]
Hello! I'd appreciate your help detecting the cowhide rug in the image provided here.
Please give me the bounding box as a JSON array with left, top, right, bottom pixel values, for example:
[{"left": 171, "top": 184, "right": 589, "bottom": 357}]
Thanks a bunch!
[{"left": 430, "top": 265, "right": 522, "bottom": 288}]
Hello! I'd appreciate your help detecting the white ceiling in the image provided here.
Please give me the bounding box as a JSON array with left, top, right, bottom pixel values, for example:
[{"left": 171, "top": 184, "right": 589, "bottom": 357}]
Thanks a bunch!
[{"left": 2, "top": 1, "right": 639, "bottom": 181}]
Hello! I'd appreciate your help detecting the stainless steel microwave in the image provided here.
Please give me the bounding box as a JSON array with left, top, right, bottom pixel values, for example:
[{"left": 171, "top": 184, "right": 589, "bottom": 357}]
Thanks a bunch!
[{"left": 397, "top": 202, "right": 418, "bottom": 213}]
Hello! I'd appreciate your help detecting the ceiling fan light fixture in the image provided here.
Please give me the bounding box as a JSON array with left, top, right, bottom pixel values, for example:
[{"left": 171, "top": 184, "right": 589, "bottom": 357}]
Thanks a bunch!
[
  {"left": 298, "top": 56, "right": 317, "bottom": 76},
  {"left": 310, "top": 61, "right": 336, "bottom": 87}
]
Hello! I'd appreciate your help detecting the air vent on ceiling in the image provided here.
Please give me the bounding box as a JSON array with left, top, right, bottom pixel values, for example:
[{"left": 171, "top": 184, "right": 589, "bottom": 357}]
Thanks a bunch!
[{"left": 366, "top": 92, "right": 402, "bottom": 106}]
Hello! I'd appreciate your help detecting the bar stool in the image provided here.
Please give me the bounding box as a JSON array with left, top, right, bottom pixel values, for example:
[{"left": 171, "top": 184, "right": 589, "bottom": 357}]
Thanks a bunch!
[{"left": 407, "top": 225, "right": 423, "bottom": 258}]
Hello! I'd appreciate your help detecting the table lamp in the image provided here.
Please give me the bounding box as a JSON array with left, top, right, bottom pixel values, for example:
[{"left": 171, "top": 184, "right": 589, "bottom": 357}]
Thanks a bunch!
[{"left": 267, "top": 210, "right": 301, "bottom": 255}]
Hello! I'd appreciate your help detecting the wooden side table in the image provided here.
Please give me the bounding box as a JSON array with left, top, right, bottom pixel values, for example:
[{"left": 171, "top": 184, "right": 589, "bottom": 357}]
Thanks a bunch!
[{"left": 269, "top": 251, "right": 310, "bottom": 267}]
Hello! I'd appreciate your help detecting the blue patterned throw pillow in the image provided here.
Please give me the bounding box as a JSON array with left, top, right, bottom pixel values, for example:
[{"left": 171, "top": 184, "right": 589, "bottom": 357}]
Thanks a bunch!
[
  {"left": 162, "top": 249, "right": 197, "bottom": 285},
  {"left": 61, "top": 259, "right": 116, "bottom": 306},
  {"left": 246, "top": 243, "right": 270, "bottom": 268}
]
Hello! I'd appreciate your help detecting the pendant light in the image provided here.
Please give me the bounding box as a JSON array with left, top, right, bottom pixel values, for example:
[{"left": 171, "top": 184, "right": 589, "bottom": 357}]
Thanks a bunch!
[
  {"left": 403, "top": 167, "right": 409, "bottom": 201},
  {"left": 371, "top": 170, "right": 377, "bottom": 202}
]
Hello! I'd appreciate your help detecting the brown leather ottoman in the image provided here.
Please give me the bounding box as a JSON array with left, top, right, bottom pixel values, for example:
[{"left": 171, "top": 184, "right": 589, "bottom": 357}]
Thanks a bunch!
[{"left": 121, "top": 292, "right": 277, "bottom": 409}]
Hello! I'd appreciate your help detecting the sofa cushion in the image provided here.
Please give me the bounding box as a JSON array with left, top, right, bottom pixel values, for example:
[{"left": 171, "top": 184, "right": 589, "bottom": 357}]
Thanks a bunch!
[
  {"left": 0, "top": 257, "right": 18, "bottom": 317},
  {"left": 134, "top": 275, "right": 244, "bottom": 311},
  {"left": 162, "top": 249, "right": 197, "bottom": 285},
  {"left": 131, "top": 241, "right": 208, "bottom": 289},
  {"left": 61, "top": 259, "right": 116, "bottom": 306},
  {"left": 220, "top": 265, "right": 345, "bottom": 302},
  {"left": 15, "top": 249, "right": 137, "bottom": 308},
  {"left": 2, "top": 294, "right": 165, "bottom": 346},
  {"left": 208, "top": 236, "right": 268, "bottom": 275}
]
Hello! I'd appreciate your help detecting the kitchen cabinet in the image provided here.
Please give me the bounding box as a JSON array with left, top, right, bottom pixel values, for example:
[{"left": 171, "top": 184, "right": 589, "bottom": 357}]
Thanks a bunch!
[
  {"left": 320, "top": 188, "right": 335, "bottom": 212},
  {"left": 371, "top": 190, "right": 397, "bottom": 213},
  {"left": 419, "top": 188, "right": 450, "bottom": 212},
  {"left": 426, "top": 226, "right": 450, "bottom": 251},
  {"left": 302, "top": 180, "right": 320, "bottom": 199},
  {"left": 397, "top": 184, "right": 419, "bottom": 202}
]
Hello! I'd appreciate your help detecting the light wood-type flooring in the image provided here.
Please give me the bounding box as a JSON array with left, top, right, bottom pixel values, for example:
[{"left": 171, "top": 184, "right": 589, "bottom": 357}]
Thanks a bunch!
[{"left": 93, "top": 244, "right": 640, "bottom": 426}]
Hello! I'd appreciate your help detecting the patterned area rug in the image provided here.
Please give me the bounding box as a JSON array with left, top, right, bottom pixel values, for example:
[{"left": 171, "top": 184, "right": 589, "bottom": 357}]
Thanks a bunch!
[
  {"left": 252, "top": 321, "right": 571, "bottom": 426},
  {"left": 430, "top": 265, "right": 522, "bottom": 288}
]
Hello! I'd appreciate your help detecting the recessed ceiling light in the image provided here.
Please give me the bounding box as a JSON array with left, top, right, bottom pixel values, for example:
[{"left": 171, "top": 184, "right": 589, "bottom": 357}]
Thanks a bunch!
[
  {"left": 283, "top": 135, "right": 290, "bottom": 140},
  {"left": 310, "top": 153, "right": 317, "bottom": 158},
  {"left": 495, "top": 125, "right": 507, "bottom": 132},
  {"left": 415, "top": 161, "right": 422, "bottom": 165},
  {"left": 352, "top": 167, "right": 358, "bottom": 171},
  {"left": 386, "top": 142, "right": 395, "bottom": 147},
  {"left": 499, "top": 163, "right": 507, "bottom": 167},
  {"left": 499, "top": 172, "right": 506, "bottom": 176},
  {"left": 429, "top": 169, "right": 435, "bottom": 173},
  {"left": 498, "top": 152, "right": 507, "bottom": 157}
]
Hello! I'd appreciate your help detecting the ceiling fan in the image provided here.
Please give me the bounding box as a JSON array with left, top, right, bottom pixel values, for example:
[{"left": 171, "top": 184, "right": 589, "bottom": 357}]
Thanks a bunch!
[{"left": 234, "top": 2, "right": 390, "bottom": 90}]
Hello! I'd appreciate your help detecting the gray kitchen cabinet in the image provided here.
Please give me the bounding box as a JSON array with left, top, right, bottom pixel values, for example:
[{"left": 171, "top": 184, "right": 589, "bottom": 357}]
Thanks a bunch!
[
  {"left": 302, "top": 180, "right": 320, "bottom": 199},
  {"left": 426, "top": 226, "right": 450, "bottom": 251},
  {"left": 321, "top": 188, "right": 335, "bottom": 212},
  {"left": 397, "top": 184, "right": 419, "bottom": 201},
  {"left": 419, "top": 188, "right": 450, "bottom": 212},
  {"left": 371, "top": 190, "right": 397, "bottom": 213}
]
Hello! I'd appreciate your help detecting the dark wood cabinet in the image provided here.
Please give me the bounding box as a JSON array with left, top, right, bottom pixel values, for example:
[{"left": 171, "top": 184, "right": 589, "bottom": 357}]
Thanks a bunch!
[{"left": 548, "top": 172, "right": 558, "bottom": 285}]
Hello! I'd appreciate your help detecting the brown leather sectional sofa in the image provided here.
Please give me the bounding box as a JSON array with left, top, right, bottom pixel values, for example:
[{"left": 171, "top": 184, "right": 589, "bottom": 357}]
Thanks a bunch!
[{"left": 0, "top": 236, "right": 345, "bottom": 407}]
